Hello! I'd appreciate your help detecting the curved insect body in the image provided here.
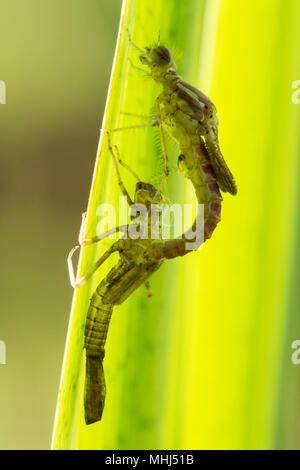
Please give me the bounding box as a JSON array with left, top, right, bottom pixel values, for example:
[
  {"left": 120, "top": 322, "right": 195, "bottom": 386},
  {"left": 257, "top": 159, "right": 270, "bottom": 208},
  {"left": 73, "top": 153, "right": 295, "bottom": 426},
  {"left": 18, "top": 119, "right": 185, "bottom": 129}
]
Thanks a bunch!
[
  {"left": 68, "top": 136, "right": 206, "bottom": 424},
  {"left": 68, "top": 40, "right": 238, "bottom": 425},
  {"left": 137, "top": 43, "right": 238, "bottom": 196},
  {"left": 178, "top": 144, "right": 223, "bottom": 241}
]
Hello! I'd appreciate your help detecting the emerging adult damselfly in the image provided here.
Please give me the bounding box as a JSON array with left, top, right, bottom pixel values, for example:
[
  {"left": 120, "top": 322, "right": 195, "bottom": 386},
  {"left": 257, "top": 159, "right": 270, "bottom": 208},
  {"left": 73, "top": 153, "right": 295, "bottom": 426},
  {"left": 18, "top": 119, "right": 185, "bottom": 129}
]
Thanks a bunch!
[{"left": 126, "top": 34, "right": 238, "bottom": 240}]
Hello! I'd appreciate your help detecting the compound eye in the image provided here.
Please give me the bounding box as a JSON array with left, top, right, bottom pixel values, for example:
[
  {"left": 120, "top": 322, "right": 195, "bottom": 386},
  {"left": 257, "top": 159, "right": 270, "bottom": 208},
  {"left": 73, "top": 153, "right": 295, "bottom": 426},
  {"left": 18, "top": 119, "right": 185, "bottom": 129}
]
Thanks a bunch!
[
  {"left": 136, "top": 182, "right": 143, "bottom": 190},
  {"left": 155, "top": 46, "right": 171, "bottom": 64},
  {"left": 178, "top": 154, "right": 185, "bottom": 162}
]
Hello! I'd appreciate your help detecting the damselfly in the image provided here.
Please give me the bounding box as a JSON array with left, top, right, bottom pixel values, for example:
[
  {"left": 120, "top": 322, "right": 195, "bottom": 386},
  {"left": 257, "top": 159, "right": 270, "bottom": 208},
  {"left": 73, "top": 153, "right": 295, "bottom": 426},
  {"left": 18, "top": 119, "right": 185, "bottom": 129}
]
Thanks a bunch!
[
  {"left": 68, "top": 134, "right": 205, "bottom": 424},
  {"left": 126, "top": 35, "right": 238, "bottom": 239}
]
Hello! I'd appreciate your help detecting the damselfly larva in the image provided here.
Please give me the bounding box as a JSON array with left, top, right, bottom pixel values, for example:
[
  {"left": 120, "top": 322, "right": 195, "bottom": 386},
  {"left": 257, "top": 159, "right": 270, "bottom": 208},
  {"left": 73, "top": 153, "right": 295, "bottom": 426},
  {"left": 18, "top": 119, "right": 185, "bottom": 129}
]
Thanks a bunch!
[
  {"left": 129, "top": 36, "right": 237, "bottom": 205},
  {"left": 68, "top": 134, "right": 206, "bottom": 424}
]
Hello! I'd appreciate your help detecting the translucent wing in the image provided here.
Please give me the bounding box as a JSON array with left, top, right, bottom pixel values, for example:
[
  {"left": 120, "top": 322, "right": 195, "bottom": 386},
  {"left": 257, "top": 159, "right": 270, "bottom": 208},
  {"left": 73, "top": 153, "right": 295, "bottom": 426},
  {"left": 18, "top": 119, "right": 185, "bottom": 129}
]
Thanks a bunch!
[
  {"left": 203, "top": 132, "right": 237, "bottom": 195},
  {"left": 177, "top": 78, "right": 237, "bottom": 195}
]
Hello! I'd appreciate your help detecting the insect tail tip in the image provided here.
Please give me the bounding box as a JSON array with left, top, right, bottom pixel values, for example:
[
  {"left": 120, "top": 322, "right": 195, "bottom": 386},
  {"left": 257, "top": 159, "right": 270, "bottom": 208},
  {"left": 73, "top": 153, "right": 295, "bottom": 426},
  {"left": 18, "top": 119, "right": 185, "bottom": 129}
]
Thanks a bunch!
[{"left": 85, "top": 414, "right": 103, "bottom": 425}]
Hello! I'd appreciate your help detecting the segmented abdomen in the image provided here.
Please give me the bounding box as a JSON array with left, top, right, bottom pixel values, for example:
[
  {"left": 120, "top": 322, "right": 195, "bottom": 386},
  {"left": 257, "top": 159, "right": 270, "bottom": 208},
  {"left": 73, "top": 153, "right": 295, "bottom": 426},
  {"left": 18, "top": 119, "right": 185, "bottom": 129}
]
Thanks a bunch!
[
  {"left": 84, "top": 292, "right": 113, "bottom": 357},
  {"left": 149, "top": 144, "right": 223, "bottom": 261},
  {"left": 191, "top": 144, "right": 223, "bottom": 241}
]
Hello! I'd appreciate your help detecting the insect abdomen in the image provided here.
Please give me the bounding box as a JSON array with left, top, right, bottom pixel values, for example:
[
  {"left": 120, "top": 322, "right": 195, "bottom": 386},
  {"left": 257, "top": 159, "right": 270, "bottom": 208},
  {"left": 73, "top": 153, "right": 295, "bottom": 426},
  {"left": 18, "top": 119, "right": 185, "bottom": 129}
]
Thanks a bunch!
[
  {"left": 84, "top": 292, "right": 113, "bottom": 356},
  {"left": 204, "top": 182, "right": 222, "bottom": 240},
  {"left": 84, "top": 292, "right": 113, "bottom": 424},
  {"left": 189, "top": 146, "right": 223, "bottom": 241}
]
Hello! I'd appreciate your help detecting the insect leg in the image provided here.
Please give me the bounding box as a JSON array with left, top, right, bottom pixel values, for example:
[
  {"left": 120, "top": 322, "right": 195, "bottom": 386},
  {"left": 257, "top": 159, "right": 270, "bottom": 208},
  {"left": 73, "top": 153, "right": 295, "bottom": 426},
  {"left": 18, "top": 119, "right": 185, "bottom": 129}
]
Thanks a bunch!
[
  {"left": 79, "top": 225, "right": 129, "bottom": 247},
  {"left": 112, "top": 141, "right": 140, "bottom": 181},
  {"left": 76, "top": 209, "right": 127, "bottom": 247},
  {"left": 155, "top": 101, "right": 170, "bottom": 176},
  {"left": 128, "top": 57, "right": 149, "bottom": 75},
  {"left": 121, "top": 111, "right": 153, "bottom": 121},
  {"left": 68, "top": 245, "right": 116, "bottom": 288},
  {"left": 106, "top": 132, "right": 134, "bottom": 206},
  {"left": 126, "top": 28, "right": 153, "bottom": 66},
  {"left": 144, "top": 280, "right": 152, "bottom": 298},
  {"left": 149, "top": 167, "right": 178, "bottom": 205},
  {"left": 78, "top": 211, "right": 88, "bottom": 245},
  {"left": 134, "top": 280, "right": 152, "bottom": 298},
  {"left": 101, "top": 121, "right": 158, "bottom": 135}
]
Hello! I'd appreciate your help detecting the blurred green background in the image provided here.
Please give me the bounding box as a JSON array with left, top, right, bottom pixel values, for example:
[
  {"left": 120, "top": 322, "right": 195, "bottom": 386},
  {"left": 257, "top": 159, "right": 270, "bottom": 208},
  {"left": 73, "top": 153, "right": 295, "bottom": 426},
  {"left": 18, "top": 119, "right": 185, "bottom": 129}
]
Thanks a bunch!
[
  {"left": 0, "top": 0, "right": 122, "bottom": 449},
  {"left": 1, "top": 0, "right": 300, "bottom": 450}
]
